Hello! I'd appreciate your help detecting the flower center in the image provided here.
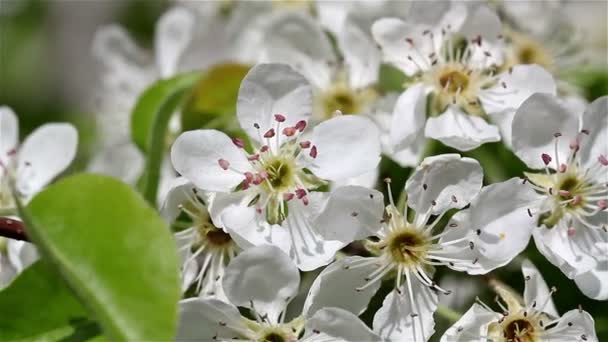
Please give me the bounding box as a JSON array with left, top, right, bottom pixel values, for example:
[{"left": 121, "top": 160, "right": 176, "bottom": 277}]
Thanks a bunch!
[
  {"left": 262, "top": 156, "right": 296, "bottom": 193},
  {"left": 506, "top": 30, "right": 554, "bottom": 72},
  {"left": 439, "top": 70, "right": 469, "bottom": 93},
  {"left": 526, "top": 132, "right": 607, "bottom": 230},
  {"left": 501, "top": 318, "right": 538, "bottom": 342},
  {"left": 386, "top": 227, "right": 430, "bottom": 266},
  {"left": 423, "top": 62, "right": 491, "bottom": 117},
  {"left": 260, "top": 332, "right": 288, "bottom": 342},
  {"left": 316, "top": 82, "right": 377, "bottom": 119}
]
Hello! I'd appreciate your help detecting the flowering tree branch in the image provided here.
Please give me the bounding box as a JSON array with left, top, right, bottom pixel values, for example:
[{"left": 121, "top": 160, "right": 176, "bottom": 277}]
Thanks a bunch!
[{"left": 0, "top": 217, "right": 29, "bottom": 241}]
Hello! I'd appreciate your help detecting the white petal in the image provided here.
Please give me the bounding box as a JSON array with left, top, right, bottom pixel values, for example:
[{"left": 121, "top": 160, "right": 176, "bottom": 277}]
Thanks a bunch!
[
  {"left": 0, "top": 254, "right": 17, "bottom": 289},
  {"left": 337, "top": 18, "right": 381, "bottom": 89},
  {"left": 6, "top": 240, "right": 38, "bottom": 273},
  {"left": 371, "top": 18, "right": 432, "bottom": 76},
  {"left": 574, "top": 261, "right": 608, "bottom": 300},
  {"left": 219, "top": 201, "right": 290, "bottom": 252},
  {"left": 222, "top": 245, "right": 299, "bottom": 323},
  {"left": 481, "top": 65, "right": 556, "bottom": 116},
  {"left": 521, "top": 259, "right": 558, "bottom": 317},
  {"left": 552, "top": 309, "right": 599, "bottom": 342},
  {"left": 160, "top": 177, "right": 194, "bottom": 223},
  {"left": 0, "top": 106, "right": 18, "bottom": 158},
  {"left": 306, "top": 307, "right": 382, "bottom": 342},
  {"left": 389, "top": 83, "right": 428, "bottom": 151},
  {"left": 237, "top": 63, "right": 312, "bottom": 144},
  {"left": 406, "top": 154, "right": 483, "bottom": 215},
  {"left": 579, "top": 96, "right": 608, "bottom": 168},
  {"left": 176, "top": 298, "right": 247, "bottom": 341},
  {"left": 532, "top": 222, "right": 600, "bottom": 278},
  {"left": 307, "top": 115, "right": 381, "bottom": 181},
  {"left": 302, "top": 256, "right": 381, "bottom": 318},
  {"left": 155, "top": 7, "right": 195, "bottom": 78},
  {"left": 87, "top": 142, "right": 144, "bottom": 185},
  {"left": 314, "top": 186, "right": 384, "bottom": 243},
  {"left": 440, "top": 304, "right": 499, "bottom": 342},
  {"left": 16, "top": 123, "right": 78, "bottom": 196},
  {"left": 208, "top": 191, "right": 252, "bottom": 230},
  {"left": 282, "top": 193, "right": 345, "bottom": 271},
  {"left": 441, "top": 178, "right": 538, "bottom": 274},
  {"left": 425, "top": 106, "right": 501, "bottom": 151},
  {"left": 459, "top": 4, "right": 501, "bottom": 41},
  {"left": 262, "top": 12, "right": 336, "bottom": 90},
  {"left": 512, "top": 93, "right": 579, "bottom": 169},
  {"left": 171, "top": 129, "right": 252, "bottom": 192},
  {"left": 373, "top": 284, "right": 438, "bottom": 342}
]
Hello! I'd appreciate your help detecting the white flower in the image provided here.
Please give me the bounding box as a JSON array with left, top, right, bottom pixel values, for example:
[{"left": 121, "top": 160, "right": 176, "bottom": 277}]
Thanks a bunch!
[
  {"left": 0, "top": 106, "right": 77, "bottom": 288},
  {"left": 311, "top": 154, "right": 528, "bottom": 341},
  {"left": 161, "top": 178, "right": 242, "bottom": 301},
  {"left": 262, "top": 11, "right": 381, "bottom": 122},
  {"left": 176, "top": 245, "right": 381, "bottom": 342},
  {"left": 512, "top": 94, "right": 608, "bottom": 300},
  {"left": 171, "top": 63, "right": 381, "bottom": 271},
  {"left": 442, "top": 260, "right": 599, "bottom": 342},
  {"left": 372, "top": 3, "right": 556, "bottom": 151}
]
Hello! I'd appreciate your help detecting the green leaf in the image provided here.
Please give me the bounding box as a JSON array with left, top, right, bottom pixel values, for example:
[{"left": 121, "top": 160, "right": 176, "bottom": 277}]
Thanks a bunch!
[
  {"left": 130, "top": 72, "right": 200, "bottom": 204},
  {"left": 17, "top": 174, "right": 180, "bottom": 341},
  {"left": 0, "top": 261, "right": 99, "bottom": 342},
  {"left": 181, "top": 63, "right": 250, "bottom": 132}
]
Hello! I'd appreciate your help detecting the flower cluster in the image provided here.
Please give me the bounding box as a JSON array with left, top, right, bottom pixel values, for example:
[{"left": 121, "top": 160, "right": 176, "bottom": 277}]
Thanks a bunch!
[{"left": 1, "top": 1, "right": 605, "bottom": 341}]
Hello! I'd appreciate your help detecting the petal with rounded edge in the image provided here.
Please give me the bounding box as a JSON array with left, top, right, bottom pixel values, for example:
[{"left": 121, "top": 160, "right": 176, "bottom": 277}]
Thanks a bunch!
[
  {"left": 155, "top": 7, "right": 195, "bottom": 78},
  {"left": 389, "top": 83, "right": 428, "bottom": 151},
  {"left": 306, "top": 307, "right": 382, "bottom": 342},
  {"left": 425, "top": 106, "right": 501, "bottom": 151},
  {"left": 373, "top": 283, "right": 438, "bottom": 342},
  {"left": 222, "top": 245, "right": 299, "bottom": 323},
  {"left": 406, "top": 154, "right": 483, "bottom": 215},
  {"left": 16, "top": 123, "right": 78, "bottom": 196},
  {"left": 176, "top": 298, "right": 247, "bottom": 341},
  {"left": 579, "top": 96, "right": 607, "bottom": 169},
  {"left": 574, "top": 260, "right": 608, "bottom": 301},
  {"left": 302, "top": 256, "right": 381, "bottom": 318},
  {"left": 521, "top": 259, "right": 558, "bottom": 317},
  {"left": 306, "top": 115, "right": 381, "bottom": 181},
  {"left": 237, "top": 63, "right": 312, "bottom": 144},
  {"left": 171, "top": 129, "right": 252, "bottom": 192},
  {"left": 0, "top": 106, "right": 18, "bottom": 157},
  {"left": 337, "top": 18, "right": 381, "bottom": 89},
  {"left": 440, "top": 303, "right": 499, "bottom": 342},
  {"left": 314, "top": 186, "right": 384, "bottom": 243},
  {"left": 262, "top": 12, "right": 336, "bottom": 90},
  {"left": 552, "top": 309, "right": 598, "bottom": 342},
  {"left": 160, "top": 177, "right": 195, "bottom": 223},
  {"left": 512, "top": 93, "right": 579, "bottom": 170}
]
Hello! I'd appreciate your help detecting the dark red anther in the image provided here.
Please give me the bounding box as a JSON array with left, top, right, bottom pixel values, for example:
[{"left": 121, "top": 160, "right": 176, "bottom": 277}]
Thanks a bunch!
[
  {"left": 232, "top": 137, "right": 245, "bottom": 148},
  {"left": 309, "top": 145, "right": 318, "bottom": 158},
  {"left": 274, "top": 114, "right": 286, "bottom": 122},
  {"left": 295, "top": 120, "right": 307, "bottom": 132},
  {"left": 263, "top": 129, "right": 275, "bottom": 138}
]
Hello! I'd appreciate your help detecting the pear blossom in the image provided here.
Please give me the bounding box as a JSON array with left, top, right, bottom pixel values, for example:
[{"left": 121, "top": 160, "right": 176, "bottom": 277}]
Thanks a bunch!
[
  {"left": 372, "top": 3, "right": 556, "bottom": 151},
  {"left": 177, "top": 245, "right": 381, "bottom": 342},
  {"left": 171, "top": 63, "right": 381, "bottom": 270},
  {"left": 310, "top": 154, "right": 537, "bottom": 341},
  {"left": 161, "top": 178, "right": 242, "bottom": 300},
  {"left": 0, "top": 106, "right": 77, "bottom": 288},
  {"left": 511, "top": 94, "right": 608, "bottom": 300},
  {"left": 442, "top": 260, "right": 598, "bottom": 342}
]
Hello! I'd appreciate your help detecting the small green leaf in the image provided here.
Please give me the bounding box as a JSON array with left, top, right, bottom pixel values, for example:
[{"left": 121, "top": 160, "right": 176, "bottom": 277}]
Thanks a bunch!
[
  {"left": 181, "top": 63, "right": 250, "bottom": 132},
  {"left": 0, "top": 261, "right": 99, "bottom": 342},
  {"left": 130, "top": 72, "right": 200, "bottom": 204},
  {"left": 18, "top": 174, "right": 180, "bottom": 341}
]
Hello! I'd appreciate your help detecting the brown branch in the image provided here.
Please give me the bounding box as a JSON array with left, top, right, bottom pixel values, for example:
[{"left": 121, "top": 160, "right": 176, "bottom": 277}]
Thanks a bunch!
[{"left": 0, "top": 217, "right": 29, "bottom": 241}]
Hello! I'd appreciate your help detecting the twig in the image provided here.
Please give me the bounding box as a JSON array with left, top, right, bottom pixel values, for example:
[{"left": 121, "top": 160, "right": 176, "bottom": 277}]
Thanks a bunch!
[{"left": 0, "top": 217, "right": 29, "bottom": 241}]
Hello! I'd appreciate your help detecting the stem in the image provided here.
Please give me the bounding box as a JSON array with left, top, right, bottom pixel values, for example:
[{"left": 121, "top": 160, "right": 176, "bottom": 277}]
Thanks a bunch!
[{"left": 436, "top": 305, "right": 463, "bottom": 323}]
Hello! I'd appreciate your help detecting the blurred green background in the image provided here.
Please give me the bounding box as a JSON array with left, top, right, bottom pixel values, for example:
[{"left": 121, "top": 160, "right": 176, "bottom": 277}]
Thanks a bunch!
[{"left": 1, "top": 0, "right": 606, "bottom": 340}]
